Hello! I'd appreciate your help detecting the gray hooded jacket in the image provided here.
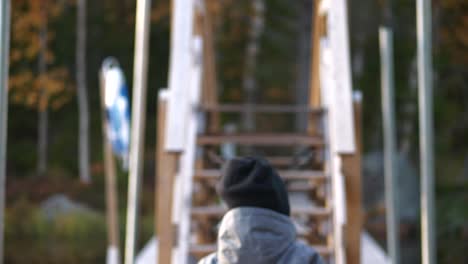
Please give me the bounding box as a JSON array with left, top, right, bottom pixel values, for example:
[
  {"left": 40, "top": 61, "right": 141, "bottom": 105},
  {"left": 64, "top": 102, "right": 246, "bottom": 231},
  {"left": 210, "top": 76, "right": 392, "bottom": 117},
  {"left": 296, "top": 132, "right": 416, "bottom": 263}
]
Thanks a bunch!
[{"left": 198, "top": 207, "right": 324, "bottom": 264}]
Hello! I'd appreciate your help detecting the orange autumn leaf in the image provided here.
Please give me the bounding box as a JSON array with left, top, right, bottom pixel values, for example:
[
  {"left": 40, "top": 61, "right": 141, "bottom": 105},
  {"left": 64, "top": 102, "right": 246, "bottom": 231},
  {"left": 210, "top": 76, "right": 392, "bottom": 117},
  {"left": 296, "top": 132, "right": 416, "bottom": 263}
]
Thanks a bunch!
[{"left": 9, "top": 0, "right": 71, "bottom": 111}]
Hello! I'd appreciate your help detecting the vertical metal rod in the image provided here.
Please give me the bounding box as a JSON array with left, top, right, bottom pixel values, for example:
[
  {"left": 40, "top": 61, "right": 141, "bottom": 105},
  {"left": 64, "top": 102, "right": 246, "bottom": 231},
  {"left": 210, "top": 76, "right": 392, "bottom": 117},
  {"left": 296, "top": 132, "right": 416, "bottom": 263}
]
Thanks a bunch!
[
  {"left": 416, "top": 0, "right": 436, "bottom": 263},
  {"left": 379, "top": 27, "right": 400, "bottom": 264},
  {"left": 76, "top": 0, "right": 91, "bottom": 184},
  {"left": 0, "top": 1, "right": 10, "bottom": 263},
  {"left": 124, "top": 0, "right": 152, "bottom": 263}
]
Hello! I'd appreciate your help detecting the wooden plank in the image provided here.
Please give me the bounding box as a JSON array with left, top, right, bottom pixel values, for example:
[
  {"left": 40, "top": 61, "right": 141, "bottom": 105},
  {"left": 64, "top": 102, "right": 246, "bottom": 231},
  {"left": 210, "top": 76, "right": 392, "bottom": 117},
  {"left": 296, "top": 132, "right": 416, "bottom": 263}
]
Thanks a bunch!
[
  {"left": 199, "top": 104, "right": 324, "bottom": 114},
  {"left": 308, "top": 0, "right": 328, "bottom": 137},
  {"left": 200, "top": 0, "right": 220, "bottom": 133},
  {"left": 203, "top": 152, "right": 314, "bottom": 168},
  {"left": 342, "top": 96, "right": 363, "bottom": 264},
  {"left": 325, "top": 0, "right": 356, "bottom": 154},
  {"left": 171, "top": 34, "right": 204, "bottom": 264},
  {"left": 197, "top": 134, "right": 324, "bottom": 146},
  {"left": 292, "top": 206, "right": 332, "bottom": 217},
  {"left": 317, "top": 37, "right": 344, "bottom": 261},
  {"left": 309, "top": 0, "right": 325, "bottom": 109},
  {"left": 165, "top": 0, "right": 195, "bottom": 151},
  {"left": 189, "top": 243, "right": 333, "bottom": 256},
  {"left": 268, "top": 156, "right": 300, "bottom": 167},
  {"left": 99, "top": 71, "right": 120, "bottom": 261},
  {"left": 191, "top": 205, "right": 332, "bottom": 217},
  {"left": 308, "top": 0, "right": 327, "bottom": 138},
  {"left": 156, "top": 91, "right": 178, "bottom": 264},
  {"left": 287, "top": 182, "right": 320, "bottom": 192},
  {"left": 191, "top": 177, "right": 322, "bottom": 192},
  {"left": 194, "top": 169, "right": 327, "bottom": 181}
]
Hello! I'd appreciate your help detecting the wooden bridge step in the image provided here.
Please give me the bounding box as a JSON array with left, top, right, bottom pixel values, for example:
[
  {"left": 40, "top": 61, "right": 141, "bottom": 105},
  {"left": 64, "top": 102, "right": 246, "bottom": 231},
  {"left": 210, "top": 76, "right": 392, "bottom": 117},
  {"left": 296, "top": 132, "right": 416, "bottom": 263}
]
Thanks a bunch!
[
  {"left": 197, "top": 133, "right": 324, "bottom": 146},
  {"left": 189, "top": 243, "right": 333, "bottom": 256},
  {"left": 204, "top": 152, "right": 317, "bottom": 167},
  {"left": 287, "top": 182, "right": 323, "bottom": 192},
  {"left": 268, "top": 156, "right": 306, "bottom": 167},
  {"left": 194, "top": 169, "right": 327, "bottom": 181},
  {"left": 191, "top": 205, "right": 331, "bottom": 218},
  {"left": 199, "top": 104, "right": 325, "bottom": 114}
]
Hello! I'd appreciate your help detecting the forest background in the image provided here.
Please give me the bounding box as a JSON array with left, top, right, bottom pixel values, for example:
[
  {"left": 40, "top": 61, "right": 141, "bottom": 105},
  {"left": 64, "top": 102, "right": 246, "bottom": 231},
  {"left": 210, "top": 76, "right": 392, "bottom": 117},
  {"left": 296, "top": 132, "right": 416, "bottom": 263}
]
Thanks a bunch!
[{"left": 5, "top": 0, "right": 468, "bottom": 263}]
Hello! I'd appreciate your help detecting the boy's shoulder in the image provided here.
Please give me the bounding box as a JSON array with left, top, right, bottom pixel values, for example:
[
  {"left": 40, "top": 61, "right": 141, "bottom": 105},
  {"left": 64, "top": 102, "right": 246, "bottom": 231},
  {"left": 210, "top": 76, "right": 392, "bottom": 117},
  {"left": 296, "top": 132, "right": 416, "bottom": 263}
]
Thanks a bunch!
[
  {"left": 278, "top": 240, "right": 325, "bottom": 264},
  {"left": 197, "top": 252, "right": 217, "bottom": 264},
  {"left": 197, "top": 243, "right": 324, "bottom": 264}
]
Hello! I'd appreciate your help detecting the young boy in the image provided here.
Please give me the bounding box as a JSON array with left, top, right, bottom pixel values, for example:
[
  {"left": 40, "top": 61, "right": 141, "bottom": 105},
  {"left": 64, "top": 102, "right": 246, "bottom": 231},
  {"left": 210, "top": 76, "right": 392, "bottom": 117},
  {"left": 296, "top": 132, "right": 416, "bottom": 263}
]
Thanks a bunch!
[{"left": 198, "top": 157, "right": 324, "bottom": 264}]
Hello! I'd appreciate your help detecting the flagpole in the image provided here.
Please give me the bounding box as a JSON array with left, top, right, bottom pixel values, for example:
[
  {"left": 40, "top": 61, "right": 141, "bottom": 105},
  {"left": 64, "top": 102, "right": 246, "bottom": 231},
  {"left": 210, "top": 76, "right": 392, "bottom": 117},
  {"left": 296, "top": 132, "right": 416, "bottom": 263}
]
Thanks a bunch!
[
  {"left": 124, "top": 0, "right": 152, "bottom": 263},
  {"left": 379, "top": 26, "right": 400, "bottom": 264},
  {"left": 0, "top": 1, "right": 11, "bottom": 263},
  {"left": 416, "top": 0, "right": 436, "bottom": 263}
]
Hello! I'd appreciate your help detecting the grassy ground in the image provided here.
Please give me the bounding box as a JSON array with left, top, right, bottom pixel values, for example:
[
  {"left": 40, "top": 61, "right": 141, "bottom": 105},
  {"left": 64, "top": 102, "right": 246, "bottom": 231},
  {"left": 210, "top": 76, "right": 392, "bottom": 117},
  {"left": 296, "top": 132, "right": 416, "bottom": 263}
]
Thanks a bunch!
[{"left": 4, "top": 171, "right": 155, "bottom": 264}]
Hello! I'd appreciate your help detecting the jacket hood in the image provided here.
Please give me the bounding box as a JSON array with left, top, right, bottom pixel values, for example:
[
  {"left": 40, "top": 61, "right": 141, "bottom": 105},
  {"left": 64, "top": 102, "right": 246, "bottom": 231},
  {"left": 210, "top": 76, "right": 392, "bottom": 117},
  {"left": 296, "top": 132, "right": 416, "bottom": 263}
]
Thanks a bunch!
[{"left": 216, "top": 207, "right": 296, "bottom": 264}]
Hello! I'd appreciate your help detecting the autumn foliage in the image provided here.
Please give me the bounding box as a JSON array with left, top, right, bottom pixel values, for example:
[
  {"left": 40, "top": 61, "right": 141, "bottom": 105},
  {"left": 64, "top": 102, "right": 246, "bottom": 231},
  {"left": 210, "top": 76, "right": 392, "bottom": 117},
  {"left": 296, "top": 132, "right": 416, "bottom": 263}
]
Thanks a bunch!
[{"left": 9, "top": 0, "right": 72, "bottom": 111}]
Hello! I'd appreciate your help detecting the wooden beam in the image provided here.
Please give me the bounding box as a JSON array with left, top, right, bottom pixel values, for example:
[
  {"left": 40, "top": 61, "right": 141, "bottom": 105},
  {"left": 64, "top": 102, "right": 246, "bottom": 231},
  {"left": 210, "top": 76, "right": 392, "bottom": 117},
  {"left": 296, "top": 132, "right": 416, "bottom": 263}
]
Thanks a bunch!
[
  {"left": 199, "top": 104, "right": 324, "bottom": 114},
  {"left": 191, "top": 205, "right": 332, "bottom": 218},
  {"left": 194, "top": 169, "right": 327, "bottom": 181},
  {"left": 308, "top": 0, "right": 327, "bottom": 136},
  {"left": 342, "top": 96, "right": 363, "bottom": 264},
  {"left": 197, "top": 133, "right": 324, "bottom": 146},
  {"left": 165, "top": 0, "right": 195, "bottom": 152},
  {"left": 170, "top": 33, "right": 204, "bottom": 263},
  {"left": 203, "top": 149, "right": 317, "bottom": 168},
  {"left": 201, "top": 0, "right": 220, "bottom": 133},
  {"left": 156, "top": 91, "right": 178, "bottom": 264},
  {"left": 99, "top": 72, "right": 121, "bottom": 263},
  {"left": 189, "top": 243, "right": 333, "bottom": 256},
  {"left": 309, "top": 0, "right": 325, "bottom": 109}
]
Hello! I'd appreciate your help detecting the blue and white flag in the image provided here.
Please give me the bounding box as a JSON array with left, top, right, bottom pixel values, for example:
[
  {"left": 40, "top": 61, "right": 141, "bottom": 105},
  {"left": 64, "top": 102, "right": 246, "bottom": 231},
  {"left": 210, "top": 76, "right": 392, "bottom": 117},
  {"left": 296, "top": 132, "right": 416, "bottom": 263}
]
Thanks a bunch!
[{"left": 101, "top": 57, "right": 130, "bottom": 170}]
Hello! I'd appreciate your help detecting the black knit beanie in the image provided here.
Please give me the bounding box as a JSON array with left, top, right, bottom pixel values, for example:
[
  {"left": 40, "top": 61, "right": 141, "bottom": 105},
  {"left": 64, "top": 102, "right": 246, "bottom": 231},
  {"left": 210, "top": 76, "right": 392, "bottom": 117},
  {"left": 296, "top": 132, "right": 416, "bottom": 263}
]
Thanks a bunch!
[{"left": 217, "top": 157, "right": 290, "bottom": 216}]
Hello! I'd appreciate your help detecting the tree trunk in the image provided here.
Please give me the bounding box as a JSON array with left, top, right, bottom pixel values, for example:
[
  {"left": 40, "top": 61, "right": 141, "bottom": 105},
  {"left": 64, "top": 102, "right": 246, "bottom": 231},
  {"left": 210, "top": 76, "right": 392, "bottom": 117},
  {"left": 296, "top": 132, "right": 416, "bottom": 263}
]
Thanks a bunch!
[
  {"left": 37, "top": 10, "right": 48, "bottom": 176},
  {"left": 76, "top": 0, "right": 91, "bottom": 183},
  {"left": 399, "top": 55, "right": 417, "bottom": 156},
  {"left": 242, "top": 0, "right": 265, "bottom": 133},
  {"left": 294, "top": 0, "right": 312, "bottom": 132}
]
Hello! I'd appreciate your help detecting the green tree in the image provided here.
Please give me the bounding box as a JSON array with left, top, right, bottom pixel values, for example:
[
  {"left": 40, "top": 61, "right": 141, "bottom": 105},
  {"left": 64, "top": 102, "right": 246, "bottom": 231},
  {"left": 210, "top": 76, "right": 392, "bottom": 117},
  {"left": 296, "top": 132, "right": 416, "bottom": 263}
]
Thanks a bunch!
[{"left": 9, "top": 0, "right": 72, "bottom": 176}]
